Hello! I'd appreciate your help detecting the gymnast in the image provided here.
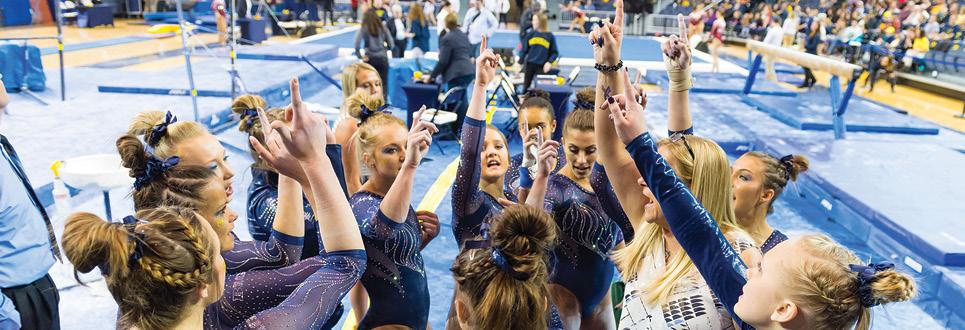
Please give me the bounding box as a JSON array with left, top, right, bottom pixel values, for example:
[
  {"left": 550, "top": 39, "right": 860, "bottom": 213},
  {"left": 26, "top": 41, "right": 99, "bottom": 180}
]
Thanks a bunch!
[
  {"left": 337, "top": 62, "right": 385, "bottom": 195},
  {"left": 348, "top": 98, "right": 440, "bottom": 329},
  {"left": 731, "top": 152, "right": 809, "bottom": 253},
  {"left": 504, "top": 93, "right": 565, "bottom": 195}
]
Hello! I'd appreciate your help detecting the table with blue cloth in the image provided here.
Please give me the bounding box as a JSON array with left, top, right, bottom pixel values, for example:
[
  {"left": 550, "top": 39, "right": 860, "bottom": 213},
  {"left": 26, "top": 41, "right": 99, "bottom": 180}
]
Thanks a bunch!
[
  {"left": 535, "top": 83, "right": 574, "bottom": 140},
  {"left": 401, "top": 82, "right": 440, "bottom": 128},
  {"left": 78, "top": 4, "right": 114, "bottom": 28}
]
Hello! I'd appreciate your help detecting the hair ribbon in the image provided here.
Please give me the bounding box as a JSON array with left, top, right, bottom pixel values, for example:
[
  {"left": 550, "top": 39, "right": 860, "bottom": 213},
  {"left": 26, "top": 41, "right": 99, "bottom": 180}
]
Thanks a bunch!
[
  {"left": 123, "top": 215, "right": 147, "bottom": 270},
  {"left": 148, "top": 111, "right": 178, "bottom": 148},
  {"left": 359, "top": 104, "right": 390, "bottom": 124},
  {"left": 849, "top": 261, "right": 895, "bottom": 307}
]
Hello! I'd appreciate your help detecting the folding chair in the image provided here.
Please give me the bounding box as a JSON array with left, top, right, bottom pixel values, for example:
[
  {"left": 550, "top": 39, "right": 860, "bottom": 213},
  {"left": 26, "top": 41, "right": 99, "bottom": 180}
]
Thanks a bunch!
[{"left": 421, "top": 86, "right": 467, "bottom": 154}]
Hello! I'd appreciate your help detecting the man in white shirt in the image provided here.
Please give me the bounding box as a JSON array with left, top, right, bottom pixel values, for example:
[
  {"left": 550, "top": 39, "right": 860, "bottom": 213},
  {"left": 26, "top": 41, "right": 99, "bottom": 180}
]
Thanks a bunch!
[
  {"left": 462, "top": 0, "right": 497, "bottom": 56},
  {"left": 763, "top": 19, "right": 784, "bottom": 81}
]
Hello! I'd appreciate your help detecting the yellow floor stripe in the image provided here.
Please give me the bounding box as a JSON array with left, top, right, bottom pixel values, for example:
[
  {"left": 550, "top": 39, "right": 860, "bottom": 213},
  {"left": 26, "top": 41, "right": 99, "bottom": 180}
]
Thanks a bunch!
[{"left": 415, "top": 157, "right": 461, "bottom": 212}]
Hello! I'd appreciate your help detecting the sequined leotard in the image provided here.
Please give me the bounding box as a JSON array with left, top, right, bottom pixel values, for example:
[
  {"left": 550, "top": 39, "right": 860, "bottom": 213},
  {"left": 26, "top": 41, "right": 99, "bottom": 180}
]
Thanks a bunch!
[
  {"left": 543, "top": 173, "right": 623, "bottom": 316},
  {"left": 451, "top": 117, "right": 516, "bottom": 245},
  {"left": 351, "top": 191, "right": 429, "bottom": 330}
]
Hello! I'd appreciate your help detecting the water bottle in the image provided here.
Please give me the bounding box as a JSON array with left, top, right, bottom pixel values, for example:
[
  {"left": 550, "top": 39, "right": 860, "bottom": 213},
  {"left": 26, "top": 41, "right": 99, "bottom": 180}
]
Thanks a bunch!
[{"left": 50, "top": 161, "right": 72, "bottom": 218}]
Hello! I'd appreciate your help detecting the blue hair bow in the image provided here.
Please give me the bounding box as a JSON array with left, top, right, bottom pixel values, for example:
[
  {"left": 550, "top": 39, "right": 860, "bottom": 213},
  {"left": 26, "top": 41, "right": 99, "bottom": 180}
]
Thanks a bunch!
[
  {"left": 358, "top": 104, "right": 390, "bottom": 124},
  {"left": 148, "top": 111, "right": 178, "bottom": 147},
  {"left": 779, "top": 154, "right": 795, "bottom": 180},
  {"left": 491, "top": 248, "right": 530, "bottom": 281},
  {"left": 123, "top": 215, "right": 147, "bottom": 270},
  {"left": 242, "top": 108, "right": 259, "bottom": 126},
  {"left": 849, "top": 261, "right": 895, "bottom": 307},
  {"left": 133, "top": 155, "right": 181, "bottom": 190}
]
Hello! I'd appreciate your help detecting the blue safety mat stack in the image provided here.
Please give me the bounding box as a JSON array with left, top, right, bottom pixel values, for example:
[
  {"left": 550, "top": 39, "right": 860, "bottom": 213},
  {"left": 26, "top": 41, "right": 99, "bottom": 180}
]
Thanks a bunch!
[
  {"left": 0, "top": 0, "right": 31, "bottom": 25},
  {"left": 0, "top": 43, "right": 45, "bottom": 92},
  {"left": 741, "top": 89, "right": 940, "bottom": 135}
]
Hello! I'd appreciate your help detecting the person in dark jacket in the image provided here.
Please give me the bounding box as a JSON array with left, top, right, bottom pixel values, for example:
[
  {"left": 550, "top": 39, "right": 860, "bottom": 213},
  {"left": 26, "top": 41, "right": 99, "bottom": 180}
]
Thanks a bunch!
[
  {"left": 356, "top": 8, "right": 394, "bottom": 92},
  {"left": 520, "top": 13, "right": 558, "bottom": 92},
  {"left": 423, "top": 13, "right": 475, "bottom": 134},
  {"left": 799, "top": 19, "right": 821, "bottom": 88}
]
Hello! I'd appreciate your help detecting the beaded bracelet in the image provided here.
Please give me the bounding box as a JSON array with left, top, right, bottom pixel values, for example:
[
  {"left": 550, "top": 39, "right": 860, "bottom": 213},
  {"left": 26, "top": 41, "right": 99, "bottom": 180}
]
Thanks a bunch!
[{"left": 594, "top": 60, "right": 623, "bottom": 73}]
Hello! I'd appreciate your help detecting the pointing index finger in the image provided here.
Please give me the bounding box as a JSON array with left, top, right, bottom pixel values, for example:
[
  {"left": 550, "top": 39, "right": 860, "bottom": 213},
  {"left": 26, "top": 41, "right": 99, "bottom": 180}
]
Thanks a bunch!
[
  {"left": 677, "top": 14, "right": 689, "bottom": 44},
  {"left": 614, "top": 0, "right": 624, "bottom": 28}
]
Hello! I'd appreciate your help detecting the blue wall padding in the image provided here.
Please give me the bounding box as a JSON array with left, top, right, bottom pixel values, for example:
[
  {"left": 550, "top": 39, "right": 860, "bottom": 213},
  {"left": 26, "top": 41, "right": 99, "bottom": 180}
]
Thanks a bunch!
[
  {"left": 0, "top": 44, "right": 46, "bottom": 92},
  {"left": 388, "top": 57, "right": 438, "bottom": 108},
  {"left": 0, "top": 0, "right": 32, "bottom": 25}
]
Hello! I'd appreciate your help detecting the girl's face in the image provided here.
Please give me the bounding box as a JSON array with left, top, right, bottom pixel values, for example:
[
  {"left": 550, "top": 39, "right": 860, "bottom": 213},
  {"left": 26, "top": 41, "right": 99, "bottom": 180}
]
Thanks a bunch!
[
  {"left": 481, "top": 127, "right": 510, "bottom": 181},
  {"left": 364, "top": 123, "right": 408, "bottom": 180},
  {"left": 356, "top": 70, "right": 384, "bottom": 100},
  {"left": 198, "top": 179, "right": 238, "bottom": 252},
  {"left": 731, "top": 154, "right": 771, "bottom": 222},
  {"left": 562, "top": 129, "right": 596, "bottom": 181},
  {"left": 176, "top": 133, "right": 236, "bottom": 200},
  {"left": 517, "top": 107, "right": 555, "bottom": 143},
  {"left": 735, "top": 237, "right": 802, "bottom": 327}
]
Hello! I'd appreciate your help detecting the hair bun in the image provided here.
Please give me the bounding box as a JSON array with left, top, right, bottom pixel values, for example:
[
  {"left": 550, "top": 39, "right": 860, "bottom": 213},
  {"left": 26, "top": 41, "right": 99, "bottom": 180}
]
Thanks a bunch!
[
  {"left": 779, "top": 154, "right": 810, "bottom": 181},
  {"left": 490, "top": 205, "right": 557, "bottom": 276},
  {"left": 868, "top": 270, "right": 917, "bottom": 305}
]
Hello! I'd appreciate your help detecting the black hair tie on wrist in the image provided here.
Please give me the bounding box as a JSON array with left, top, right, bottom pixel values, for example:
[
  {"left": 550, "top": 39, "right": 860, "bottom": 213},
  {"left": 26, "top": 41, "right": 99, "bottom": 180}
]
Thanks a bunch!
[{"left": 595, "top": 60, "right": 623, "bottom": 73}]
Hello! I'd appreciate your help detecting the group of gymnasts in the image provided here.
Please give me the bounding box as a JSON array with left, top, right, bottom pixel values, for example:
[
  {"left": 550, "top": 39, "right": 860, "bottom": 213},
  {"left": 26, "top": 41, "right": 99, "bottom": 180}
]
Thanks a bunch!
[{"left": 60, "top": 1, "right": 917, "bottom": 329}]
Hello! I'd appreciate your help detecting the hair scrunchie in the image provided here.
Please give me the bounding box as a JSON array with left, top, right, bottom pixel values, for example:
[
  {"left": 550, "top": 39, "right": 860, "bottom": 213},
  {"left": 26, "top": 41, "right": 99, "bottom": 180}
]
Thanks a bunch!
[
  {"left": 148, "top": 111, "right": 178, "bottom": 147},
  {"left": 849, "top": 261, "right": 895, "bottom": 307}
]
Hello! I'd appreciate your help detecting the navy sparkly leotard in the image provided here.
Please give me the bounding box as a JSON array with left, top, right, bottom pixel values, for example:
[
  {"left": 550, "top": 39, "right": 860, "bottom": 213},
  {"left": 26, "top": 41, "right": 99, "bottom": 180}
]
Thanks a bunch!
[
  {"left": 351, "top": 191, "right": 429, "bottom": 330},
  {"left": 246, "top": 144, "right": 352, "bottom": 259},
  {"left": 624, "top": 132, "right": 753, "bottom": 330},
  {"left": 451, "top": 117, "right": 517, "bottom": 245},
  {"left": 543, "top": 173, "right": 623, "bottom": 316}
]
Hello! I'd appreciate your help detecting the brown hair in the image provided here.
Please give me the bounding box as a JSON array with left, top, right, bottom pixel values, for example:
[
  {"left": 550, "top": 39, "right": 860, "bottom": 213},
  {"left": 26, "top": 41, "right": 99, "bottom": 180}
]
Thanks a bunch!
[
  {"left": 562, "top": 108, "right": 594, "bottom": 134},
  {"left": 789, "top": 235, "right": 916, "bottom": 330},
  {"left": 231, "top": 95, "right": 286, "bottom": 170},
  {"left": 535, "top": 13, "right": 549, "bottom": 31},
  {"left": 451, "top": 205, "right": 557, "bottom": 330},
  {"left": 408, "top": 2, "right": 427, "bottom": 26},
  {"left": 519, "top": 95, "right": 555, "bottom": 120},
  {"left": 127, "top": 111, "right": 208, "bottom": 160},
  {"left": 363, "top": 8, "right": 383, "bottom": 36},
  {"left": 743, "top": 152, "right": 809, "bottom": 214},
  {"left": 62, "top": 207, "right": 216, "bottom": 330},
  {"left": 445, "top": 12, "right": 460, "bottom": 30},
  {"left": 117, "top": 134, "right": 217, "bottom": 211},
  {"left": 573, "top": 87, "right": 595, "bottom": 111}
]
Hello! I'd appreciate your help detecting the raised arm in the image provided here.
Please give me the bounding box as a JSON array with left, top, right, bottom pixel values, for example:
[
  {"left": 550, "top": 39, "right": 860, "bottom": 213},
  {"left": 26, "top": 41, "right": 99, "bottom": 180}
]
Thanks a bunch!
[
  {"left": 452, "top": 39, "right": 498, "bottom": 219},
  {"left": 606, "top": 83, "right": 751, "bottom": 330},
  {"left": 273, "top": 174, "right": 306, "bottom": 239},
  {"left": 665, "top": 14, "right": 694, "bottom": 133},
  {"left": 589, "top": 0, "right": 648, "bottom": 227},
  {"left": 380, "top": 107, "right": 437, "bottom": 223},
  {"left": 252, "top": 78, "right": 365, "bottom": 253}
]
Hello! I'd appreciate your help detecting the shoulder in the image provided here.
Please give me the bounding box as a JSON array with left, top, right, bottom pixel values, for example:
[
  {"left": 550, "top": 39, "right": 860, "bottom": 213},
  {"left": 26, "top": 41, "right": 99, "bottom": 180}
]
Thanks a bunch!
[{"left": 723, "top": 229, "right": 758, "bottom": 253}]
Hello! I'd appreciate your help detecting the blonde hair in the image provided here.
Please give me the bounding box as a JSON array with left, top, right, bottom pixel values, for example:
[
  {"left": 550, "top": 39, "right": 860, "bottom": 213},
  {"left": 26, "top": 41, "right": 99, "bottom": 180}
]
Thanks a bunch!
[
  {"left": 62, "top": 207, "right": 217, "bottom": 330},
  {"left": 353, "top": 94, "right": 405, "bottom": 164},
  {"left": 612, "top": 135, "right": 743, "bottom": 305},
  {"left": 445, "top": 12, "right": 459, "bottom": 30},
  {"left": 789, "top": 235, "right": 916, "bottom": 330},
  {"left": 408, "top": 2, "right": 427, "bottom": 26},
  {"left": 340, "top": 62, "right": 380, "bottom": 105},
  {"left": 116, "top": 134, "right": 218, "bottom": 211},
  {"left": 127, "top": 111, "right": 208, "bottom": 159},
  {"left": 562, "top": 108, "right": 594, "bottom": 133},
  {"left": 742, "top": 152, "right": 809, "bottom": 214},
  {"left": 451, "top": 205, "right": 557, "bottom": 329},
  {"left": 231, "top": 95, "right": 286, "bottom": 170},
  {"left": 536, "top": 13, "right": 549, "bottom": 31}
]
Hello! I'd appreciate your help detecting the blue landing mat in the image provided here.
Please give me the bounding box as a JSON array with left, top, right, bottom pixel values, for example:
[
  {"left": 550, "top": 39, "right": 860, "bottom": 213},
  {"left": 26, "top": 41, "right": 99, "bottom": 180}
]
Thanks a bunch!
[
  {"left": 308, "top": 29, "right": 701, "bottom": 63},
  {"left": 763, "top": 138, "right": 965, "bottom": 267},
  {"left": 740, "top": 91, "right": 940, "bottom": 135},
  {"left": 644, "top": 71, "right": 797, "bottom": 96}
]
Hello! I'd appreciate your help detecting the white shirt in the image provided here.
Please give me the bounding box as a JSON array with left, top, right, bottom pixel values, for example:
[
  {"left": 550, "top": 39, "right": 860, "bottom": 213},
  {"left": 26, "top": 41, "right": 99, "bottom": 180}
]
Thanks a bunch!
[
  {"left": 763, "top": 25, "right": 784, "bottom": 46},
  {"left": 436, "top": 8, "right": 450, "bottom": 35},
  {"left": 782, "top": 15, "right": 799, "bottom": 36},
  {"left": 394, "top": 18, "right": 406, "bottom": 40},
  {"left": 462, "top": 7, "right": 497, "bottom": 44}
]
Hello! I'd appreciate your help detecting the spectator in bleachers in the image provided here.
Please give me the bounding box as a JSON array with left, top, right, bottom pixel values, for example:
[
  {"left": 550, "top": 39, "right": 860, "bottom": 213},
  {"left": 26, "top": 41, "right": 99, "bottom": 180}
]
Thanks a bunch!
[
  {"left": 904, "top": 27, "right": 931, "bottom": 68},
  {"left": 464, "top": 0, "right": 499, "bottom": 57},
  {"left": 782, "top": 6, "right": 800, "bottom": 47}
]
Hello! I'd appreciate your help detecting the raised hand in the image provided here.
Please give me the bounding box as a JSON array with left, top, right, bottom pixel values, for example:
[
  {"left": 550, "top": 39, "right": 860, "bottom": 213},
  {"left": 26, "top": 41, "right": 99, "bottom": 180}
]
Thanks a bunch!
[
  {"left": 606, "top": 69, "right": 649, "bottom": 144},
  {"left": 475, "top": 36, "right": 499, "bottom": 87},
  {"left": 416, "top": 210, "right": 440, "bottom": 249},
  {"left": 588, "top": 0, "right": 625, "bottom": 66},
  {"left": 250, "top": 107, "right": 309, "bottom": 185},
  {"left": 267, "top": 78, "right": 328, "bottom": 162},
  {"left": 405, "top": 106, "right": 439, "bottom": 168},
  {"left": 661, "top": 14, "right": 693, "bottom": 71},
  {"left": 534, "top": 139, "right": 560, "bottom": 179}
]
